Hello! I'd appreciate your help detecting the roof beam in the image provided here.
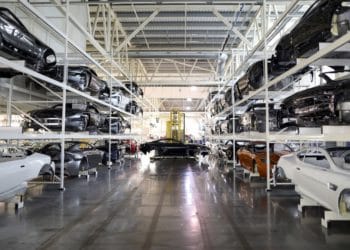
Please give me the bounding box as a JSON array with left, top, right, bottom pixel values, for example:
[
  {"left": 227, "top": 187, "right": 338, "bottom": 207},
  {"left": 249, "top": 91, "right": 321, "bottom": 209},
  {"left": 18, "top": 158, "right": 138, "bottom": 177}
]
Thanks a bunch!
[
  {"left": 115, "top": 9, "right": 159, "bottom": 52},
  {"left": 212, "top": 8, "right": 253, "bottom": 49},
  {"left": 163, "top": 58, "right": 215, "bottom": 73}
]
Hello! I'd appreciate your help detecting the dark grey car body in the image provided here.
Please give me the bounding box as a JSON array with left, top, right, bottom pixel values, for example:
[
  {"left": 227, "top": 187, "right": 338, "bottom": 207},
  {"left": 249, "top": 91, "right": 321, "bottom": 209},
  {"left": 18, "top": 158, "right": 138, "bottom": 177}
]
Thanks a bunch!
[
  {"left": 40, "top": 142, "right": 102, "bottom": 177},
  {"left": 45, "top": 66, "right": 106, "bottom": 96},
  {"left": 23, "top": 103, "right": 104, "bottom": 132}
]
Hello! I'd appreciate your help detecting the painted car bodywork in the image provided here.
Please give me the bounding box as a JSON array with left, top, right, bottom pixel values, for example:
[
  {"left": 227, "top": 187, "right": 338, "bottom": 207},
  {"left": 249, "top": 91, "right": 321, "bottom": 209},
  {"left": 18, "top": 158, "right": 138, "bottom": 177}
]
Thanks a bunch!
[
  {"left": 0, "top": 145, "right": 53, "bottom": 200},
  {"left": 277, "top": 147, "right": 350, "bottom": 216},
  {"left": 140, "top": 138, "right": 207, "bottom": 157},
  {"left": 238, "top": 143, "right": 292, "bottom": 177},
  {"left": 0, "top": 7, "right": 56, "bottom": 72},
  {"left": 23, "top": 103, "right": 104, "bottom": 132},
  {"left": 273, "top": 0, "right": 350, "bottom": 69},
  {"left": 40, "top": 142, "right": 102, "bottom": 177}
]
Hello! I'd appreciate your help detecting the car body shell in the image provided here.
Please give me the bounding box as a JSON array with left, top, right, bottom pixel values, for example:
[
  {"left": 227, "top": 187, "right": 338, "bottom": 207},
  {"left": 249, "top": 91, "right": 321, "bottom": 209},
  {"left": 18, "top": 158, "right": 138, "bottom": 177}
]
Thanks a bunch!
[
  {"left": 100, "top": 87, "right": 142, "bottom": 115},
  {"left": 23, "top": 103, "right": 104, "bottom": 132},
  {"left": 100, "top": 111, "right": 131, "bottom": 134},
  {"left": 123, "top": 81, "right": 144, "bottom": 97},
  {"left": 277, "top": 147, "right": 350, "bottom": 216},
  {"left": 94, "top": 140, "right": 125, "bottom": 165},
  {"left": 45, "top": 66, "right": 106, "bottom": 96},
  {"left": 220, "top": 140, "right": 245, "bottom": 161},
  {"left": 40, "top": 142, "right": 102, "bottom": 177},
  {"left": 240, "top": 103, "right": 280, "bottom": 132},
  {"left": 238, "top": 143, "right": 291, "bottom": 177},
  {"left": 213, "top": 114, "right": 242, "bottom": 134},
  {"left": 280, "top": 75, "right": 350, "bottom": 127},
  {"left": 0, "top": 145, "right": 53, "bottom": 200},
  {"left": 0, "top": 7, "right": 56, "bottom": 72},
  {"left": 274, "top": 0, "right": 350, "bottom": 68},
  {"left": 211, "top": 91, "right": 225, "bottom": 115},
  {"left": 139, "top": 138, "right": 207, "bottom": 157}
]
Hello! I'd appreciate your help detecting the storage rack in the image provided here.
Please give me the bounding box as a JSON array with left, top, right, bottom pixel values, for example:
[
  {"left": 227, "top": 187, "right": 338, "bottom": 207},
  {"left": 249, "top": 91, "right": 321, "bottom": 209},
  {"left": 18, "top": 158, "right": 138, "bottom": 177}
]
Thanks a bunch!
[
  {"left": 0, "top": 0, "right": 148, "bottom": 190},
  {"left": 207, "top": 0, "right": 350, "bottom": 192}
]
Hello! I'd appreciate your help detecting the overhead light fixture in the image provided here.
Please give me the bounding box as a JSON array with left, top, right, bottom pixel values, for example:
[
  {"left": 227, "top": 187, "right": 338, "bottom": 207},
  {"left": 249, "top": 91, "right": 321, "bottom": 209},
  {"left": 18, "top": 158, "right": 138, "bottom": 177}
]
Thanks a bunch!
[
  {"left": 191, "top": 86, "right": 197, "bottom": 91},
  {"left": 186, "top": 107, "right": 191, "bottom": 110},
  {"left": 187, "top": 98, "right": 192, "bottom": 102}
]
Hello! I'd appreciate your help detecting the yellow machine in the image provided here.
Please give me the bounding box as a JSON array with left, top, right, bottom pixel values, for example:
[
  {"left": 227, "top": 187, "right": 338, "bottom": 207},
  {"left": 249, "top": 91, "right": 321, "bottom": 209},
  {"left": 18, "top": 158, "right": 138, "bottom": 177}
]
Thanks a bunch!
[{"left": 166, "top": 110, "right": 185, "bottom": 142}]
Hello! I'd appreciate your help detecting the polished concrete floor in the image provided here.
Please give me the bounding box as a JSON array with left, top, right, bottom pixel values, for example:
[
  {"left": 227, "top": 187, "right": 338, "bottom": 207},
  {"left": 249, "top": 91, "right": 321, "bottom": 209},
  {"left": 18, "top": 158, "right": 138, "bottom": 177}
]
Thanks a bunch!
[{"left": 1, "top": 156, "right": 350, "bottom": 250}]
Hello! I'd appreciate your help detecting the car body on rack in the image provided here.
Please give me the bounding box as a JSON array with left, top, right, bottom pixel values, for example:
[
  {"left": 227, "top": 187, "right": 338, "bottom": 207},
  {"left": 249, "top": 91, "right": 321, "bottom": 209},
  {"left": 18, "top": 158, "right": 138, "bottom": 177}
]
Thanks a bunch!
[
  {"left": 0, "top": 7, "right": 56, "bottom": 72},
  {"left": 40, "top": 141, "right": 102, "bottom": 177},
  {"left": 94, "top": 140, "right": 125, "bottom": 165},
  {"left": 273, "top": 0, "right": 350, "bottom": 69},
  {"left": 220, "top": 140, "right": 246, "bottom": 161},
  {"left": 100, "top": 111, "right": 131, "bottom": 134},
  {"left": 240, "top": 103, "right": 280, "bottom": 132},
  {"left": 100, "top": 86, "right": 131, "bottom": 109},
  {"left": 0, "top": 145, "right": 54, "bottom": 200},
  {"left": 23, "top": 103, "right": 104, "bottom": 132},
  {"left": 277, "top": 147, "right": 350, "bottom": 216},
  {"left": 99, "top": 87, "right": 142, "bottom": 115},
  {"left": 139, "top": 138, "right": 207, "bottom": 157},
  {"left": 45, "top": 66, "right": 106, "bottom": 96},
  {"left": 238, "top": 143, "right": 292, "bottom": 177},
  {"left": 214, "top": 114, "right": 242, "bottom": 134},
  {"left": 126, "top": 100, "right": 143, "bottom": 116},
  {"left": 210, "top": 91, "right": 225, "bottom": 116},
  {"left": 280, "top": 73, "right": 350, "bottom": 127},
  {"left": 123, "top": 81, "right": 144, "bottom": 97}
]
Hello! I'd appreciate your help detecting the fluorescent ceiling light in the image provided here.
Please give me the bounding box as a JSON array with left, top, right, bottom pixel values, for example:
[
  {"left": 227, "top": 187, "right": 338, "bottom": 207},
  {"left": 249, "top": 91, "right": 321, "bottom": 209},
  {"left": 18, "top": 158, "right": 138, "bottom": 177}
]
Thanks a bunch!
[
  {"left": 186, "top": 107, "right": 191, "bottom": 110},
  {"left": 187, "top": 98, "right": 192, "bottom": 102},
  {"left": 191, "top": 86, "right": 197, "bottom": 91}
]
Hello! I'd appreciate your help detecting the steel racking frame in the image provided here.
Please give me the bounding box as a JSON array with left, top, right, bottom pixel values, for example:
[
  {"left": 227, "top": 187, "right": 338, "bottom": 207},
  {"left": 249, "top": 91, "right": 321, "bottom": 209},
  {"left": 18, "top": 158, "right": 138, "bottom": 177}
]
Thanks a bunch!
[
  {"left": 0, "top": 0, "right": 147, "bottom": 190},
  {"left": 208, "top": 0, "right": 350, "bottom": 192}
]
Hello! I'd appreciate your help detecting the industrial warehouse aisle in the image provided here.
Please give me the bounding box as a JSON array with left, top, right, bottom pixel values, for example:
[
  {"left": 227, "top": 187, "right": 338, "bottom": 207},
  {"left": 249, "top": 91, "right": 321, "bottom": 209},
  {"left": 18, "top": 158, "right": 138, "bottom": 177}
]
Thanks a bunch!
[{"left": 1, "top": 158, "right": 350, "bottom": 250}]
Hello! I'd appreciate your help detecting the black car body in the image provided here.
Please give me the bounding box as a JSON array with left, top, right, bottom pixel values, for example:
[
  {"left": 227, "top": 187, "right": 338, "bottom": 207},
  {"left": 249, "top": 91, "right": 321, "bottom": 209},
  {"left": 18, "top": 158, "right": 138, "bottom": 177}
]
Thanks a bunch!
[
  {"left": 240, "top": 103, "right": 280, "bottom": 132},
  {"left": 209, "top": 91, "right": 225, "bottom": 115},
  {"left": 273, "top": 0, "right": 350, "bottom": 69},
  {"left": 126, "top": 100, "right": 143, "bottom": 116},
  {"left": 213, "top": 114, "right": 242, "bottom": 134},
  {"left": 23, "top": 103, "right": 104, "bottom": 132},
  {"left": 280, "top": 73, "right": 350, "bottom": 127},
  {"left": 40, "top": 142, "right": 102, "bottom": 177},
  {"left": 124, "top": 81, "right": 144, "bottom": 97},
  {"left": 206, "top": 91, "right": 219, "bottom": 104},
  {"left": 220, "top": 140, "right": 245, "bottom": 161},
  {"left": 45, "top": 66, "right": 106, "bottom": 96},
  {"left": 231, "top": 65, "right": 255, "bottom": 100},
  {"left": 139, "top": 138, "right": 207, "bottom": 157},
  {"left": 94, "top": 140, "right": 125, "bottom": 165},
  {"left": 100, "top": 111, "right": 131, "bottom": 134},
  {"left": 0, "top": 7, "right": 56, "bottom": 72}
]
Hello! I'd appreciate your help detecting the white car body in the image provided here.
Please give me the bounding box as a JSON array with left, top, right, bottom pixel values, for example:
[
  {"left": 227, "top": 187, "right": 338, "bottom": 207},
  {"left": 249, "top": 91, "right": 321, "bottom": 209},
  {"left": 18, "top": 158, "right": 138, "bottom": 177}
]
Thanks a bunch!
[
  {"left": 277, "top": 147, "right": 350, "bottom": 216},
  {"left": 0, "top": 145, "right": 52, "bottom": 200},
  {"left": 109, "top": 90, "right": 131, "bottom": 110}
]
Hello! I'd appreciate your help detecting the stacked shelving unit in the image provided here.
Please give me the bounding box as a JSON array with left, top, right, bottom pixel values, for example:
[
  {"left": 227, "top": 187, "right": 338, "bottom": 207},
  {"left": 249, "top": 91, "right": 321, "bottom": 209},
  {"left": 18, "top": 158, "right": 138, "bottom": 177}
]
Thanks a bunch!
[
  {"left": 207, "top": 0, "right": 350, "bottom": 192},
  {"left": 0, "top": 0, "right": 149, "bottom": 190}
]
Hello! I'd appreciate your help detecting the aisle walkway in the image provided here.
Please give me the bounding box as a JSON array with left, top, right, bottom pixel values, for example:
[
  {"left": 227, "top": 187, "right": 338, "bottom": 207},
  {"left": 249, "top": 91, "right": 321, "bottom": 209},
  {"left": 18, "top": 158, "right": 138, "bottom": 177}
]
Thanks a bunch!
[{"left": 0, "top": 158, "right": 350, "bottom": 250}]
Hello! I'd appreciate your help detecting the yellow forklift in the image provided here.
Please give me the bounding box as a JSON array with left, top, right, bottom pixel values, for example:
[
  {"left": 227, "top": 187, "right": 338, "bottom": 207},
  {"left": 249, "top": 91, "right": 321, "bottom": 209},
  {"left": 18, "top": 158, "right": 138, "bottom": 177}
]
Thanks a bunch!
[{"left": 166, "top": 110, "right": 185, "bottom": 142}]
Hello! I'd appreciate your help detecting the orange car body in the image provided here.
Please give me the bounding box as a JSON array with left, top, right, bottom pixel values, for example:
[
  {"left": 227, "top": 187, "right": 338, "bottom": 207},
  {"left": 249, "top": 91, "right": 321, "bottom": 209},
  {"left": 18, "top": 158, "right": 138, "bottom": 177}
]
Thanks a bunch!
[{"left": 237, "top": 144, "right": 291, "bottom": 177}]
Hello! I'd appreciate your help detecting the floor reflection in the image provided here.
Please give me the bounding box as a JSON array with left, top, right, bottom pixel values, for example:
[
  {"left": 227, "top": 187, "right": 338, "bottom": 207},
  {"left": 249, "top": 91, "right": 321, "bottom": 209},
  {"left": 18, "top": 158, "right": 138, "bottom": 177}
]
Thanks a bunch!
[{"left": 0, "top": 157, "right": 350, "bottom": 249}]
